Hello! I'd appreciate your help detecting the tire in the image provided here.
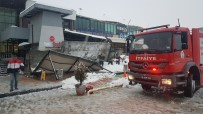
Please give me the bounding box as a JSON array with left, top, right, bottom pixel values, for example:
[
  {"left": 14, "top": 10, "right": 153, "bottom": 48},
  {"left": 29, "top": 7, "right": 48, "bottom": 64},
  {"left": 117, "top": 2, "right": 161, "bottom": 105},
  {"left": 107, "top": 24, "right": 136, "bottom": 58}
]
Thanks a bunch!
[
  {"left": 141, "top": 84, "right": 152, "bottom": 91},
  {"left": 184, "top": 74, "right": 195, "bottom": 98}
]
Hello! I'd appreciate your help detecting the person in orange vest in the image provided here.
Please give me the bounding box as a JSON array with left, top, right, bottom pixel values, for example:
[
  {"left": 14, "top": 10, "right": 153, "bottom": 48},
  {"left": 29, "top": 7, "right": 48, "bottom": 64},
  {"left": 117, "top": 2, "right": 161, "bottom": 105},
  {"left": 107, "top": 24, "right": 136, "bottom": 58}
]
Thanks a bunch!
[{"left": 7, "top": 53, "right": 24, "bottom": 92}]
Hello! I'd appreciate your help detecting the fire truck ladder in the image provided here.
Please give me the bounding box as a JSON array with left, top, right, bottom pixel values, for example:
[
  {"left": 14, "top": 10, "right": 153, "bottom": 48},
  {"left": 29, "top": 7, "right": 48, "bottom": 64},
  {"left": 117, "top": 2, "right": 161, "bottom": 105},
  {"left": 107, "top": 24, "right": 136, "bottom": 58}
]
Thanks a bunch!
[{"left": 140, "top": 24, "right": 170, "bottom": 32}]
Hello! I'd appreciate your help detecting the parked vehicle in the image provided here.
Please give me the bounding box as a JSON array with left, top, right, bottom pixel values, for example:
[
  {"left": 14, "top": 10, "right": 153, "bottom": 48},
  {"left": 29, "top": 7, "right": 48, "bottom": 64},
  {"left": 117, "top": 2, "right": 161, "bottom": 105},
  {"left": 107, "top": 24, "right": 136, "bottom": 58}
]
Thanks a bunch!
[{"left": 127, "top": 25, "right": 203, "bottom": 97}]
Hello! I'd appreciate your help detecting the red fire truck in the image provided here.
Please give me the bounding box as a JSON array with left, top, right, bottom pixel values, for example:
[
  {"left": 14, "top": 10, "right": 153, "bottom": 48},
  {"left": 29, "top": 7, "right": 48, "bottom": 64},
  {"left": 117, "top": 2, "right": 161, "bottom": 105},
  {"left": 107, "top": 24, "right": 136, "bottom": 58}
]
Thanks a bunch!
[{"left": 127, "top": 25, "right": 203, "bottom": 97}]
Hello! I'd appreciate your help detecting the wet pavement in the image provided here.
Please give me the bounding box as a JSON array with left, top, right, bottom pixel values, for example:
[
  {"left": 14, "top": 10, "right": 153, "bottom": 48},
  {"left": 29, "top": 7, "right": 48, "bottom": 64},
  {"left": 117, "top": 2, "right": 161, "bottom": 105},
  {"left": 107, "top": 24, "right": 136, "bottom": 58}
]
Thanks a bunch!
[
  {"left": 1, "top": 85, "right": 203, "bottom": 114},
  {"left": 0, "top": 75, "right": 62, "bottom": 94}
]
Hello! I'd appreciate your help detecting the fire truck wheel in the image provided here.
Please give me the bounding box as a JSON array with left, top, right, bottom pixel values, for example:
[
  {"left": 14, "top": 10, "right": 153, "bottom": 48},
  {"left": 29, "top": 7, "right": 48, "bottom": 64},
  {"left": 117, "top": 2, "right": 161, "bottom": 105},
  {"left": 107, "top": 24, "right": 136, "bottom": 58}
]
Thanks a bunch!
[
  {"left": 184, "top": 74, "right": 195, "bottom": 98},
  {"left": 141, "top": 84, "right": 152, "bottom": 91}
]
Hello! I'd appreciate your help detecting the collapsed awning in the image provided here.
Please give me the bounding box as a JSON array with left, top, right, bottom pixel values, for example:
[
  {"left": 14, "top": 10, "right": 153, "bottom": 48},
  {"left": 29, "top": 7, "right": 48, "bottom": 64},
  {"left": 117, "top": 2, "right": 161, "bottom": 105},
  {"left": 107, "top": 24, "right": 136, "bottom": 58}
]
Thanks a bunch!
[{"left": 33, "top": 51, "right": 109, "bottom": 79}]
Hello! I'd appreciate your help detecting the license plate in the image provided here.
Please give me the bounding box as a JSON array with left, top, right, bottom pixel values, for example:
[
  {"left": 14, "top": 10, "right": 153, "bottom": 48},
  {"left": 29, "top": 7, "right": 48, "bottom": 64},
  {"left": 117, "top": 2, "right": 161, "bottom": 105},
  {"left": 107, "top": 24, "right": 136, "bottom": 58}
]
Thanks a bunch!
[{"left": 141, "top": 75, "right": 151, "bottom": 80}]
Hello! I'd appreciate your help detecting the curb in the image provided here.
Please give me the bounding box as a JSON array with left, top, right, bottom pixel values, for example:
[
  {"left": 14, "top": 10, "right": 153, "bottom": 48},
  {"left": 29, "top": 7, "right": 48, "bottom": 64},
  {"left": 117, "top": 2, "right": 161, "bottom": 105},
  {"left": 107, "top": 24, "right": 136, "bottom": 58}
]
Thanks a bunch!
[
  {"left": 115, "top": 72, "right": 124, "bottom": 75},
  {"left": 0, "top": 85, "right": 62, "bottom": 99}
]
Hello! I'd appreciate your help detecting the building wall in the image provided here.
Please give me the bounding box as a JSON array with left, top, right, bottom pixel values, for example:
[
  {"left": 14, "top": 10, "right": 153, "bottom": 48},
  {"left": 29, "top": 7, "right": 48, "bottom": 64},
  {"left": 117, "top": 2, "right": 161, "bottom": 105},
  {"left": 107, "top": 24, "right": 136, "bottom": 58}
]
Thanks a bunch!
[
  {"left": 25, "top": 0, "right": 36, "bottom": 9},
  {"left": 42, "top": 11, "right": 63, "bottom": 27},
  {"left": 29, "top": 44, "right": 48, "bottom": 69},
  {"left": 64, "top": 16, "right": 141, "bottom": 38},
  {"left": 38, "top": 11, "right": 64, "bottom": 51},
  {"left": 30, "top": 12, "right": 42, "bottom": 43},
  {"left": 0, "top": 0, "right": 26, "bottom": 40},
  {"left": 0, "top": 26, "right": 29, "bottom": 41},
  {"left": 0, "top": 7, "right": 18, "bottom": 35}
]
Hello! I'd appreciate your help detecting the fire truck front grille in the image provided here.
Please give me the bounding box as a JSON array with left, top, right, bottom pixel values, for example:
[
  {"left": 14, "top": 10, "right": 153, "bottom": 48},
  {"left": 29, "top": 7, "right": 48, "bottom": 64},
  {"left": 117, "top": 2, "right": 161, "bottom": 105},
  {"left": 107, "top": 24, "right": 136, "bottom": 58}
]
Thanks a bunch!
[{"left": 129, "top": 62, "right": 168, "bottom": 73}]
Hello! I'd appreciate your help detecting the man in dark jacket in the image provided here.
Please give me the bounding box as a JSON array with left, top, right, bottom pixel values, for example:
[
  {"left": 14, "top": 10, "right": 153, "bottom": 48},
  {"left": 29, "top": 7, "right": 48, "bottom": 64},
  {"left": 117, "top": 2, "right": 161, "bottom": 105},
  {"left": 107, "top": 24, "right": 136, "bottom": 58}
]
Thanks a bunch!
[
  {"left": 7, "top": 54, "right": 24, "bottom": 92},
  {"left": 98, "top": 54, "right": 105, "bottom": 67}
]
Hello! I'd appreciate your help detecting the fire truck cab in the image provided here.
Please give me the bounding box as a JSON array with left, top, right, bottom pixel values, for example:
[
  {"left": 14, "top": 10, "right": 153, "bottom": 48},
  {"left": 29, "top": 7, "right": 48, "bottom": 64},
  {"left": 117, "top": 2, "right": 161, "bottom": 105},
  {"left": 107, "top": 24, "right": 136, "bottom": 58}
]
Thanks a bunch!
[{"left": 127, "top": 25, "right": 203, "bottom": 98}]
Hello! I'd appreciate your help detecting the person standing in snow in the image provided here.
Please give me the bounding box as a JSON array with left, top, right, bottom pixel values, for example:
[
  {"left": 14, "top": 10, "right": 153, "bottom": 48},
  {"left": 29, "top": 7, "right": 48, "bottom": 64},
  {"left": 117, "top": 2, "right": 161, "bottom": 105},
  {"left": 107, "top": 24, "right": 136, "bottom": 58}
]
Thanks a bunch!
[
  {"left": 108, "top": 57, "right": 113, "bottom": 65},
  {"left": 98, "top": 54, "right": 105, "bottom": 67},
  {"left": 7, "top": 53, "right": 24, "bottom": 92},
  {"left": 115, "top": 55, "right": 121, "bottom": 65},
  {"left": 123, "top": 56, "right": 128, "bottom": 72}
]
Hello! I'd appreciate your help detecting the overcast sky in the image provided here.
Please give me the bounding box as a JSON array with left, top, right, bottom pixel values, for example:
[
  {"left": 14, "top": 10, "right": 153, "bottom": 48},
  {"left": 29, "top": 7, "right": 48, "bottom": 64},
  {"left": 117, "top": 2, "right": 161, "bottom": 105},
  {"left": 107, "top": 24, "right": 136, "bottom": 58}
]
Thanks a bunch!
[{"left": 35, "top": 0, "right": 203, "bottom": 29}]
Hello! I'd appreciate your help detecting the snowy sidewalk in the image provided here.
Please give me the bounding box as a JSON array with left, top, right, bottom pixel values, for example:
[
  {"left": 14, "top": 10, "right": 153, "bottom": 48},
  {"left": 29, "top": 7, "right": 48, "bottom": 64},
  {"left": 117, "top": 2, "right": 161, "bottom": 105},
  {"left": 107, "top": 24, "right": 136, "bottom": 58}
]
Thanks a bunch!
[
  {"left": 0, "top": 75, "right": 62, "bottom": 95},
  {"left": 0, "top": 61, "right": 128, "bottom": 97}
]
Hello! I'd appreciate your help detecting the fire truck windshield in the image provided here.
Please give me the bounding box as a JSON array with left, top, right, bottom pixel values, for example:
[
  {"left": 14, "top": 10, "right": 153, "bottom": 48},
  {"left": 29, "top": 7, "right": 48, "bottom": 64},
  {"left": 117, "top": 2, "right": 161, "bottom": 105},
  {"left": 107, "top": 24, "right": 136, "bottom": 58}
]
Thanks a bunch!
[{"left": 130, "top": 32, "right": 172, "bottom": 53}]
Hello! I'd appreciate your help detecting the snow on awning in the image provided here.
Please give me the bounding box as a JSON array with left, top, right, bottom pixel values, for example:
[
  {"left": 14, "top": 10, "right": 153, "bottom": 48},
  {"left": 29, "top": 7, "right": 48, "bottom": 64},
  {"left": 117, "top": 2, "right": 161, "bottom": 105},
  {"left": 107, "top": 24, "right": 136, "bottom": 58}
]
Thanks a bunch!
[
  {"left": 109, "top": 38, "right": 126, "bottom": 43},
  {"left": 32, "top": 51, "right": 103, "bottom": 80},
  {"left": 64, "top": 29, "right": 107, "bottom": 40}
]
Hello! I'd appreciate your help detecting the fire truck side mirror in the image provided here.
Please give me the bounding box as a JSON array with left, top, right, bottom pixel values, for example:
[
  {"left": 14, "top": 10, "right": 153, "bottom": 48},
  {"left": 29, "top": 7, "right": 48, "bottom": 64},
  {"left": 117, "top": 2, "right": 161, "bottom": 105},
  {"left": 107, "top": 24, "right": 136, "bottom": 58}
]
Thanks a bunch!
[
  {"left": 126, "top": 35, "right": 134, "bottom": 53},
  {"left": 127, "top": 40, "right": 130, "bottom": 53},
  {"left": 182, "top": 43, "right": 188, "bottom": 49}
]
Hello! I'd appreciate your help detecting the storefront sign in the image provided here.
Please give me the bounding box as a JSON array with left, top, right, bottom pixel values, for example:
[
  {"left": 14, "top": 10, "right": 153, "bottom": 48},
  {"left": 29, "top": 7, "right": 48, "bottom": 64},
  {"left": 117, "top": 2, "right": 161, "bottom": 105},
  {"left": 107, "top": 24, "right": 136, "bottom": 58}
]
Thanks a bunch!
[
  {"left": 116, "top": 24, "right": 128, "bottom": 38},
  {"left": 45, "top": 36, "right": 61, "bottom": 48},
  {"left": 50, "top": 36, "right": 55, "bottom": 42},
  {"left": 53, "top": 42, "right": 61, "bottom": 47},
  {"left": 44, "top": 42, "right": 61, "bottom": 48}
]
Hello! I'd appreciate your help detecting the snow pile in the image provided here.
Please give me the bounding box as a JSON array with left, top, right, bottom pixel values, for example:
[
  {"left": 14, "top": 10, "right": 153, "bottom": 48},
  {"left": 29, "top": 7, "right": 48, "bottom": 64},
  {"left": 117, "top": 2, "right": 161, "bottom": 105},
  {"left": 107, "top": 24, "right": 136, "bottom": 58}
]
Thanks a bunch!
[
  {"left": 101, "top": 62, "right": 126, "bottom": 73},
  {"left": 61, "top": 76, "right": 78, "bottom": 89},
  {"left": 84, "top": 72, "right": 115, "bottom": 83},
  {"left": 61, "top": 60, "right": 130, "bottom": 89},
  {"left": 61, "top": 72, "right": 115, "bottom": 89},
  {"left": 109, "top": 78, "right": 129, "bottom": 88}
]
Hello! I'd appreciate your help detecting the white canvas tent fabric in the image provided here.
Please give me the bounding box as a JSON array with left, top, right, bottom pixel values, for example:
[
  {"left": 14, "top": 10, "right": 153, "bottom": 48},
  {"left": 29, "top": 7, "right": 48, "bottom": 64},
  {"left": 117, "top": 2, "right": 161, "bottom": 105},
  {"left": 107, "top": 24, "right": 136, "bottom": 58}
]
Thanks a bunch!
[{"left": 33, "top": 51, "right": 106, "bottom": 79}]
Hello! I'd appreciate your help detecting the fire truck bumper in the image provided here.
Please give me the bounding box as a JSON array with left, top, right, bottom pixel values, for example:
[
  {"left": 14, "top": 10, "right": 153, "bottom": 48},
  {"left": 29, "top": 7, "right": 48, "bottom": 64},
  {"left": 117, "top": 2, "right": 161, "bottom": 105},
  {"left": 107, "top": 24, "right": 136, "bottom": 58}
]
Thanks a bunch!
[{"left": 127, "top": 72, "right": 186, "bottom": 88}]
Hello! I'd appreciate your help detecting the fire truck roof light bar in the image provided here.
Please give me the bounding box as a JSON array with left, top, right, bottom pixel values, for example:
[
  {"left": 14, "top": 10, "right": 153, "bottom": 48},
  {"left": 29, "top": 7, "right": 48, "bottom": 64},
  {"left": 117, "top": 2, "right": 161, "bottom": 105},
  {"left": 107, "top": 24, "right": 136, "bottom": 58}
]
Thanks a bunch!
[{"left": 140, "top": 24, "right": 170, "bottom": 32}]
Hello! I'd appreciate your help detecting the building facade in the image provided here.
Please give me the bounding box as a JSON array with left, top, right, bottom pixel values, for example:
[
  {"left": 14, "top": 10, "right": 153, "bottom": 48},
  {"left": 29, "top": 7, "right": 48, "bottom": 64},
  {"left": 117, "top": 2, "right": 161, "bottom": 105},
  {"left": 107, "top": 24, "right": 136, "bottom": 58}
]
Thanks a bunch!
[
  {"left": 64, "top": 16, "right": 141, "bottom": 38},
  {"left": 0, "top": 0, "right": 27, "bottom": 59},
  {"left": 0, "top": 0, "right": 142, "bottom": 61}
]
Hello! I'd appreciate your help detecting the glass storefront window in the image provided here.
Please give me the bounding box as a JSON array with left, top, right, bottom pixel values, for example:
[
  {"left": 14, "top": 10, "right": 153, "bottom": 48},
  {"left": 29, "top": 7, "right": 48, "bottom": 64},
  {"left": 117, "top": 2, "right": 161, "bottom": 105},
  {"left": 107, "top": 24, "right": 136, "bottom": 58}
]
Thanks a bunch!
[
  {"left": 90, "top": 20, "right": 95, "bottom": 31},
  {"left": 0, "top": 23, "right": 5, "bottom": 31},
  {"left": 110, "top": 24, "right": 115, "bottom": 34},
  {"left": 11, "top": 10, "right": 16, "bottom": 17},
  {"left": 98, "top": 22, "right": 101, "bottom": 32},
  {"left": 5, "top": 16, "right": 11, "bottom": 23},
  {"left": 78, "top": 18, "right": 82, "bottom": 29},
  {"left": 94, "top": 21, "right": 98, "bottom": 32},
  {"left": 11, "top": 17, "right": 16, "bottom": 24},
  {"left": 2, "top": 45, "right": 6, "bottom": 53},
  {"left": 75, "top": 19, "right": 79, "bottom": 29},
  {"left": 14, "top": 44, "right": 18, "bottom": 53},
  {"left": 8, "top": 45, "right": 13, "bottom": 52},
  {"left": 0, "top": 7, "right": 17, "bottom": 33},
  {"left": 101, "top": 22, "right": 104, "bottom": 33},
  {"left": 0, "top": 43, "right": 6, "bottom": 53},
  {"left": 107, "top": 24, "right": 111, "bottom": 33},
  {"left": 0, "top": 16, "right": 4, "bottom": 22},
  {"left": 105, "top": 23, "right": 108, "bottom": 32},
  {"left": 4, "top": 8, "right": 11, "bottom": 16},
  {"left": 84, "top": 19, "right": 89, "bottom": 30},
  {"left": 0, "top": 7, "right": 4, "bottom": 15}
]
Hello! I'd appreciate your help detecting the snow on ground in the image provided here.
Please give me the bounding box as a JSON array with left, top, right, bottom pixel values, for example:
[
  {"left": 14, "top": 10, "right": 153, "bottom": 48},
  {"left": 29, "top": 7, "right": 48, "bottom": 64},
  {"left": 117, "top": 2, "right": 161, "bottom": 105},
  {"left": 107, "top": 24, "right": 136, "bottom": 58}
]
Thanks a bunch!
[
  {"left": 109, "top": 77, "right": 129, "bottom": 87},
  {"left": 1, "top": 85, "right": 203, "bottom": 114},
  {"left": 101, "top": 62, "right": 124, "bottom": 73},
  {"left": 1, "top": 59, "right": 203, "bottom": 113},
  {"left": 62, "top": 61, "right": 127, "bottom": 89},
  {"left": 62, "top": 72, "right": 115, "bottom": 89}
]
